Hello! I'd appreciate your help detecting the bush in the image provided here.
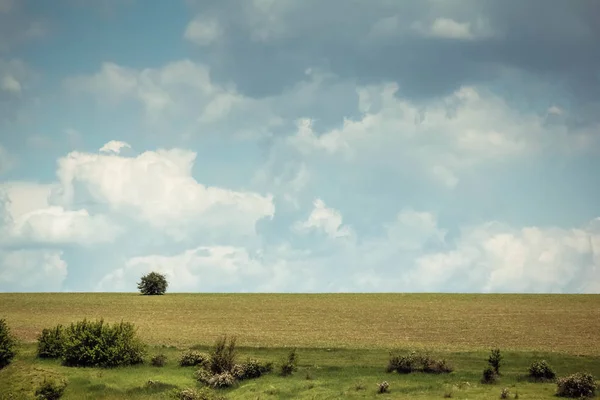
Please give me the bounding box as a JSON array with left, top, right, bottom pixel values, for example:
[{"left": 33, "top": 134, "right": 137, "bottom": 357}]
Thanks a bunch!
[
  {"left": 37, "top": 325, "right": 65, "bottom": 359},
  {"left": 61, "top": 319, "right": 146, "bottom": 367},
  {"left": 421, "top": 356, "right": 454, "bottom": 374},
  {"left": 556, "top": 372, "right": 597, "bottom": 398},
  {"left": 488, "top": 348, "right": 503, "bottom": 375},
  {"left": 194, "top": 368, "right": 213, "bottom": 385},
  {"left": 137, "top": 271, "right": 168, "bottom": 295},
  {"left": 387, "top": 351, "right": 452, "bottom": 374},
  {"left": 209, "top": 336, "right": 237, "bottom": 374},
  {"left": 179, "top": 351, "right": 208, "bottom": 367},
  {"left": 280, "top": 348, "right": 298, "bottom": 376},
  {"left": 387, "top": 352, "right": 417, "bottom": 373},
  {"left": 34, "top": 378, "right": 67, "bottom": 400},
  {"left": 377, "top": 381, "right": 390, "bottom": 394},
  {"left": 232, "top": 358, "right": 273, "bottom": 380},
  {"left": 151, "top": 354, "right": 167, "bottom": 367},
  {"left": 208, "top": 372, "right": 236, "bottom": 389},
  {"left": 528, "top": 359, "right": 556, "bottom": 381},
  {"left": 0, "top": 318, "right": 17, "bottom": 369},
  {"left": 482, "top": 366, "right": 498, "bottom": 384},
  {"left": 499, "top": 387, "right": 510, "bottom": 399}
]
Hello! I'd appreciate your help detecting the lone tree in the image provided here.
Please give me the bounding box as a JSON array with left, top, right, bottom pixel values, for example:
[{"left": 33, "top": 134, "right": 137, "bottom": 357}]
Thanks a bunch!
[{"left": 137, "top": 272, "right": 168, "bottom": 295}]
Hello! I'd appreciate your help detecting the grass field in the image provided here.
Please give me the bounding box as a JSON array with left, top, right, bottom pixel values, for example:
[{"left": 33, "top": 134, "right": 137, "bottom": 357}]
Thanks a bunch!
[{"left": 1, "top": 293, "right": 599, "bottom": 399}]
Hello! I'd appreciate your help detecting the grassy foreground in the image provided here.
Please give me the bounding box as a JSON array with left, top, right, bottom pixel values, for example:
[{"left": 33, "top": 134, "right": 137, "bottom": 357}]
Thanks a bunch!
[{"left": 1, "top": 293, "right": 599, "bottom": 399}]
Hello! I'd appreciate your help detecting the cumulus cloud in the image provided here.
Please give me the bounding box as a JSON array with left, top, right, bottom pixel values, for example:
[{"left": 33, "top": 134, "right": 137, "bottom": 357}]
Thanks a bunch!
[
  {"left": 53, "top": 145, "right": 275, "bottom": 239},
  {"left": 0, "top": 182, "right": 120, "bottom": 246},
  {"left": 0, "top": 250, "right": 67, "bottom": 291},
  {"left": 411, "top": 17, "right": 495, "bottom": 40},
  {"left": 96, "top": 244, "right": 319, "bottom": 293},
  {"left": 410, "top": 221, "right": 600, "bottom": 293},
  {"left": 286, "top": 83, "right": 597, "bottom": 187},
  {"left": 184, "top": 16, "right": 222, "bottom": 45},
  {"left": 293, "top": 198, "right": 352, "bottom": 239},
  {"left": 99, "top": 140, "right": 131, "bottom": 154},
  {"left": 63, "top": 59, "right": 282, "bottom": 137}
]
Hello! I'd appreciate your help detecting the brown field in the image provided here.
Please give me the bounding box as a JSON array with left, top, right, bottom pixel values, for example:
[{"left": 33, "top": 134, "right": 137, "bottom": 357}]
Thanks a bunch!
[{"left": 1, "top": 293, "right": 599, "bottom": 355}]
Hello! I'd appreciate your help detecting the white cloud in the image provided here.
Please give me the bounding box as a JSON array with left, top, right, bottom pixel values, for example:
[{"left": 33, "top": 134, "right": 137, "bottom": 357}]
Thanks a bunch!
[
  {"left": 96, "top": 244, "right": 316, "bottom": 292},
  {"left": 64, "top": 59, "right": 280, "bottom": 136},
  {"left": 0, "top": 250, "right": 67, "bottom": 291},
  {"left": 410, "top": 221, "right": 600, "bottom": 293},
  {"left": 99, "top": 140, "right": 131, "bottom": 154},
  {"left": 184, "top": 16, "right": 222, "bottom": 45},
  {"left": 0, "top": 182, "right": 120, "bottom": 245},
  {"left": 411, "top": 17, "right": 495, "bottom": 40},
  {"left": 7, "top": 206, "right": 120, "bottom": 245},
  {"left": 54, "top": 146, "right": 275, "bottom": 239},
  {"left": 293, "top": 198, "right": 352, "bottom": 239},
  {"left": 1, "top": 74, "right": 20, "bottom": 93},
  {"left": 287, "top": 83, "right": 597, "bottom": 187}
]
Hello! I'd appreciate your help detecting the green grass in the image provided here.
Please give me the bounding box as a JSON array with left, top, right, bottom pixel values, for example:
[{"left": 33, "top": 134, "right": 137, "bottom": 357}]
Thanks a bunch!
[{"left": 1, "top": 293, "right": 599, "bottom": 399}]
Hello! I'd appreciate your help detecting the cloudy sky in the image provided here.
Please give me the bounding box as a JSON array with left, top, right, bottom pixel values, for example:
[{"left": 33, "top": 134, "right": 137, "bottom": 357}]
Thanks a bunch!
[{"left": 1, "top": 0, "right": 599, "bottom": 293}]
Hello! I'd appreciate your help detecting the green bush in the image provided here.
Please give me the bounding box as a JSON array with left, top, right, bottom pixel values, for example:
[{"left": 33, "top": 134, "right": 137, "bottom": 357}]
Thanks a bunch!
[
  {"left": 377, "top": 381, "right": 390, "bottom": 394},
  {"left": 137, "top": 271, "right": 168, "bottom": 295},
  {"left": 488, "top": 348, "right": 503, "bottom": 375},
  {"left": 179, "top": 350, "right": 208, "bottom": 367},
  {"left": 528, "top": 359, "right": 556, "bottom": 381},
  {"left": 482, "top": 365, "right": 498, "bottom": 384},
  {"left": 34, "top": 378, "right": 67, "bottom": 400},
  {"left": 420, "top": 356, "right": 453, "bottom": 374},
  {"left": 151, "top": 354, "right": 167, "bottom": 367},
  {"left": 231, "top": 358, "right": 273, "bottom": 380},
  {"left": 61, "top": 319, "right": 146, "bottom": 367},
  {"left": 208, "top": 372, "right": 236, "bottom": 389},
  {"left": 0, "top": 318, "right": 17, "bottom": 369},
  {"left": 387, "top": 352, "right": 417, "bottom": 373},
  {"left": 556, "top": 372, "right": 597, "bottom": 398},
  {"left": 37, "top": 325, "right": 65, "bottom": 359},
  {"left": 280, "top": 348, "right": 298, "bottom": 376},
  {"left": 387, "top": 351, "right": 452, "bottom": 374},
  {"left": 208, "top": 336, "right": 237, "bottom": 375}
]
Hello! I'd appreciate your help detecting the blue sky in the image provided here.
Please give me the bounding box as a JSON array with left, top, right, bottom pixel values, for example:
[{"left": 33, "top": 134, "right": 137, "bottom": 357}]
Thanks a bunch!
[{"left": 0, "top": 0, "right": 599, "bottom": 293}]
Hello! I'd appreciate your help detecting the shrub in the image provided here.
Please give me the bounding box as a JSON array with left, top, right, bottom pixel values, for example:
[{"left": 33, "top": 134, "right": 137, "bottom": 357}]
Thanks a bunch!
[
  {"left": 194, "top": 368, "right": 213, "bottom": 385},
  {"left": 34, "top": 378, "right": 67, "bottom": 400},
  {"left": 488, "top": 348, "right": 503, "bottom": 375},
  {"left": 137, "top": 271, "right": 168, "bottom": 295},
  {"left": 61, "top": 319, "right": 146, "bottom": 367},
  {"left": 421, "top": 357, "right": 454, "bottom": 374},
  {"left": 151, "top": 354, "right": 167, "bottom": 367},
  {"left": 377, "top": 381, "right": 390, "bottom": 394},
  {"left": 387, "top": 351, "right": 417, "bottom": 373},
  {"left": 499, "top": 387, "right": 510, "bottom": 399},
  {"left": 556, "top": 372, "right": 597, "bottom": 398},
  {"left": 280, "top": 348, "right": 298, "bottom": 376},
  {"left": 37, "top": 325, "right": 65, "bottom": 359},
  {"left": 528, "top": 359, "right": 556, "bottom": 381},
  {"left": 209, "top": 336, "right": 237, "bottom": 375},
  {"left": 387, "top": 351, "right": 452, "bottom": 374},
  {"left": 482, "top": 366, "right": 498, "bottom": 384},
  {"left": 179, "top": 351, "right": 208, "bottom": 367},
  {"left": 0, "top": 318, "right": 17, "bottom": 369},
  {"left": 208, "top": 372, "right": 236, "bottom": 389},
  {"left": 231, "top": 358, "right": 273, "bottom": 380}
]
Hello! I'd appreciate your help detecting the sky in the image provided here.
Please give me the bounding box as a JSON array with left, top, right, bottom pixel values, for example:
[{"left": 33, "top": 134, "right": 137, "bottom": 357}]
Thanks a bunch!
[{"left": 0, "top": 0, "right": 599, "bottom": 293}]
